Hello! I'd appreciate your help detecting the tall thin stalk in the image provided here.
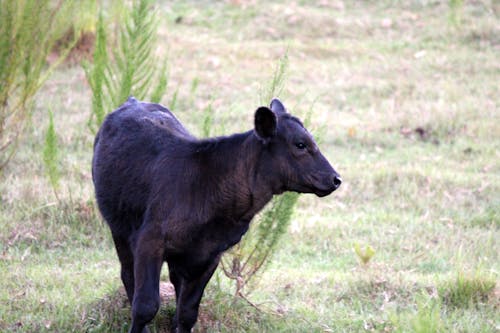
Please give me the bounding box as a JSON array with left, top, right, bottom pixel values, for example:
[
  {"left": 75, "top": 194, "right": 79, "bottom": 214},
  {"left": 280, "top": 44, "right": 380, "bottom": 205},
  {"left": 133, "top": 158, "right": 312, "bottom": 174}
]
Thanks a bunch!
[
  {"left": 221, "top": 53, "right": 300, "bottom": 296},
  {"left": 84, "top": 0, "right": 169, "bottom": 133}
]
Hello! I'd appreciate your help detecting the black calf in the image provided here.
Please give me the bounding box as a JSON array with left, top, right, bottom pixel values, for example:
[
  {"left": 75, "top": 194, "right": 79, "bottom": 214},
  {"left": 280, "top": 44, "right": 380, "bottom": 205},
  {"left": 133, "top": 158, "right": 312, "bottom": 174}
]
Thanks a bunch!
[{"left": 92, "top": 97, "right": 341, "bottom": 333}]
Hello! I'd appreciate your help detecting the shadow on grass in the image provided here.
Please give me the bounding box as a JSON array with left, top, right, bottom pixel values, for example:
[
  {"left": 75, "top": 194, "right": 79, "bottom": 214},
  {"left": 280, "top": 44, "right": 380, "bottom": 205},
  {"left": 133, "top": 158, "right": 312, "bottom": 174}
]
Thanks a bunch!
[
  {"left": 78, "top": 280, "right": 287, "bottom": 333},
  {"left": 80, "top": 282, "right": 176, "bottom": 333}
]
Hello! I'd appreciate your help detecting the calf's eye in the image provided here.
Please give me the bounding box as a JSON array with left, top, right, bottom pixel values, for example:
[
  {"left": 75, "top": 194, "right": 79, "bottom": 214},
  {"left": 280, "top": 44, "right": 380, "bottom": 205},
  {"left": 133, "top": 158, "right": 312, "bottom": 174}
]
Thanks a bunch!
[{"left": 295, "top": 142, "right": 306, "bottom": 150}]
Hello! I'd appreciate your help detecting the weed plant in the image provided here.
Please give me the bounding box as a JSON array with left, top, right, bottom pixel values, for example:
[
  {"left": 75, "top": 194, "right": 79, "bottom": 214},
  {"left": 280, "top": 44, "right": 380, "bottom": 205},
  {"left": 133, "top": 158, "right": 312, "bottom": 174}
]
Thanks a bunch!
[
  {"left": 438, "top": 272, "right": 496, "bottom": 308},
  {"left": 0, "top": 0, "right": 78, "bottom": 172},
  {"left": 42, "top": 110, "right": 60, "bottom": 200},
  {"left": 220, "top": 53, "right": 303, "bottom": 296},
  {"left": 84, "top": 0, "right": 168, "bottom": 132}
]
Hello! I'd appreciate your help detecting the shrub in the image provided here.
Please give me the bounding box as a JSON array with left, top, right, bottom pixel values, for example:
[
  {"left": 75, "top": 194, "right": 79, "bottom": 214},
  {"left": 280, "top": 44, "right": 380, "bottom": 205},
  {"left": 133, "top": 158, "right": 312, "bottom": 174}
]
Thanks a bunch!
[
  {"left": 84, "top": 0, "right": 168, "bottom": 133},
  {"left": 0, "top": 0, "right": 76, "bottom": 172}
]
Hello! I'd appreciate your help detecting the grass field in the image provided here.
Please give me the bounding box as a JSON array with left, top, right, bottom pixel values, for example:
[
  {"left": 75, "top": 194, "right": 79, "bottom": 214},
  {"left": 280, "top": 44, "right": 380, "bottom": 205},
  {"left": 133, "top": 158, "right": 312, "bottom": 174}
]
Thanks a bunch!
[{"left": 1, "top": 0, "right": 499, "bottom": 332}]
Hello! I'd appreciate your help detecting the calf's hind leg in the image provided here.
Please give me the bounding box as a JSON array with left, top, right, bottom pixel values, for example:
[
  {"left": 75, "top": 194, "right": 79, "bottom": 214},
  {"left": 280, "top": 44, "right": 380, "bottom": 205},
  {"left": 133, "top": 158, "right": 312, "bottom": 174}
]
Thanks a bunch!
[
  {"left": 129, "top": 226, "right": 164, "bottom": 333},
  {"left": 111, "top": 233, "right": 135, "bottom": 303}
]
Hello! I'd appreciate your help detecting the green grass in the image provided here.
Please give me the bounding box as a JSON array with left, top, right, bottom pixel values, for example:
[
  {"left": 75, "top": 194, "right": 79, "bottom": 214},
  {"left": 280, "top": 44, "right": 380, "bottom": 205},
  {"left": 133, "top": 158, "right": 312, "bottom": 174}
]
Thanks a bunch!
[
  {"left": 1, "top": 0, "right": 499, "bottom": 332},
  {"left": 439, "top": 272, "right": 496, "bottom": 308}
]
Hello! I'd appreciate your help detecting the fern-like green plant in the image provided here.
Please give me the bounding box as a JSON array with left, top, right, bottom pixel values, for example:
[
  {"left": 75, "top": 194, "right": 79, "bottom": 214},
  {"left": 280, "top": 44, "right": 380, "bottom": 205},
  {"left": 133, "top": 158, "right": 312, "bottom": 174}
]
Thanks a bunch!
[
  {"left": 85, "top": 12, "right": 108, "bottom": 131},
  {"left": 112, "top": 0, "right": 167, "bottom": 105},
  {"left": 43, "top": 110, "right": 61, "bottom": 200},
  {"left": 221, "top": 52, "right": 305, "bottom": 296},
  {"left": 222, "top": 192, "right": 299, "bottom": 295},
  {"left": 84, "top": 0, "right": 169, "bottom": 133},
  {"left": 259, "top": 51, "right": 288, "bottom": 104},
  {"left": 0, "top": 0, "right": 77, "bottom": 172}
]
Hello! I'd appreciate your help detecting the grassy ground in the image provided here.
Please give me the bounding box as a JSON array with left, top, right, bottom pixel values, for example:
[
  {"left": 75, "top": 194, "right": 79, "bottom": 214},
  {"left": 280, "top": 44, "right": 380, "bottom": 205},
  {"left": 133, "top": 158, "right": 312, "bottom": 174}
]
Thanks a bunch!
[{"left": 1, "top": 0, "right": 499, "bottom": 332}]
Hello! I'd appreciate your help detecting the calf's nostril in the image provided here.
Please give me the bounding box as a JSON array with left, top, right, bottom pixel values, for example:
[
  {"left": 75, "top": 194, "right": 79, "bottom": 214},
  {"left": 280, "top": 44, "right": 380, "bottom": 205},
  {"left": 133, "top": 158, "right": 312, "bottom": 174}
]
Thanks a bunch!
[{"left": 333, "top": 176, "right": 342, "bottom": 188}]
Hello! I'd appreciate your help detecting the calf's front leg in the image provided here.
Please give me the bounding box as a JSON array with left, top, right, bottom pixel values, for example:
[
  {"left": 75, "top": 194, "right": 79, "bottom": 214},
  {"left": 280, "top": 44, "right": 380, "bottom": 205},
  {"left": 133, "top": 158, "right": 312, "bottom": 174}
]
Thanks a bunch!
[{"left": 171, "top": 256, "right": 221, "bottom": 333}]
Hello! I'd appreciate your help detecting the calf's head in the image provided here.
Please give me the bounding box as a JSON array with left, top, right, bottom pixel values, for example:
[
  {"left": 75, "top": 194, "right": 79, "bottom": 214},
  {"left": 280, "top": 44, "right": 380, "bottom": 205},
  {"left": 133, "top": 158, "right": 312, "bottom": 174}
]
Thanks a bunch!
[{"left": 254, "top": 99, "right": 341, "bottom": 197}]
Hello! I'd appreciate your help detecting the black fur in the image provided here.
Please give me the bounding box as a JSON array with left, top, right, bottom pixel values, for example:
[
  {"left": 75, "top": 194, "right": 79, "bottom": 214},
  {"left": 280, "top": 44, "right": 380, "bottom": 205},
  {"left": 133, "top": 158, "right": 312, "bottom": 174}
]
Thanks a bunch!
[{"left": 92, "top": 97, "right": 341, "bottom": 333}]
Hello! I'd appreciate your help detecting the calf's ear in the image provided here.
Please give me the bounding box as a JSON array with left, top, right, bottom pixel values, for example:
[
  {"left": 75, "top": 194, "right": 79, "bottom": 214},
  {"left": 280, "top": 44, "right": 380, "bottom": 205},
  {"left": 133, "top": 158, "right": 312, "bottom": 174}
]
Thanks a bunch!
[
  {"left": 270, "top": 98, "right": 286, "bottom": 114},
  {"left": 254, "top": 106, "right": 277, "bottom": 142}
]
